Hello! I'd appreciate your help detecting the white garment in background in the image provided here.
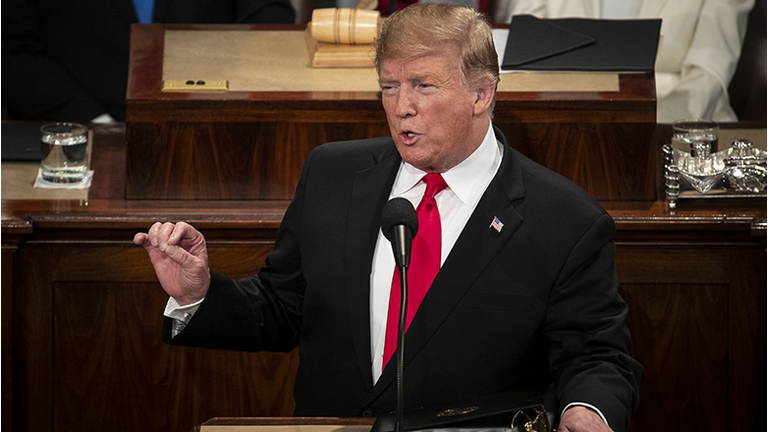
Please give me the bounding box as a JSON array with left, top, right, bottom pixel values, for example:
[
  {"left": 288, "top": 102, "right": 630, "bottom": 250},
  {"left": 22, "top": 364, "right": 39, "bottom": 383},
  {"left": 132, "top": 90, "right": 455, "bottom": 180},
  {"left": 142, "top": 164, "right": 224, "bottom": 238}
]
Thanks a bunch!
[{"left": 495, "top": 0, "right": 755, "bottom": 122}]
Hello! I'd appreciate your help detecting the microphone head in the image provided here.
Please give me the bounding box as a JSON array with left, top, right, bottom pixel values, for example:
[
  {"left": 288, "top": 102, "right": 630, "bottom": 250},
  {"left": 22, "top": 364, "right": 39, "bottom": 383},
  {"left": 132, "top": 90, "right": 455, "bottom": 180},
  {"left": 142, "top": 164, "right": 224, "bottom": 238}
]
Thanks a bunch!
[{"left": 381, "top": 197, "right": 418, "bottom": 240}]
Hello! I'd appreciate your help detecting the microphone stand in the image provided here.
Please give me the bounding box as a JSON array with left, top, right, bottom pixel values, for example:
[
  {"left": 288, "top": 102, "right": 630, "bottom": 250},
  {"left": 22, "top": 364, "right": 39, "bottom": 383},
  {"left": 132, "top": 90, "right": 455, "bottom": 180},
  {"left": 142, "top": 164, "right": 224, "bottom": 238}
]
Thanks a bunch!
[
  {"left": 380, "top": 199, "right": 417, "bottom": 432},
  {"left": 396, "top": 266, "right": 408, "bottom": 432}
]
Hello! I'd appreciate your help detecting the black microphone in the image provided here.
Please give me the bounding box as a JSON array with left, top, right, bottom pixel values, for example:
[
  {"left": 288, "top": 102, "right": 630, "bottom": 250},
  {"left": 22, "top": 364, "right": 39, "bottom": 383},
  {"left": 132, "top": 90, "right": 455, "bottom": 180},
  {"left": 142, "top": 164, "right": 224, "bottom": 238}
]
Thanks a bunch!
[
  {"left": 380, "top": 197, "right": 418, "bottom": 432},
  {"left": 381, "top": 197, "right": 419, "bottom": 270}
]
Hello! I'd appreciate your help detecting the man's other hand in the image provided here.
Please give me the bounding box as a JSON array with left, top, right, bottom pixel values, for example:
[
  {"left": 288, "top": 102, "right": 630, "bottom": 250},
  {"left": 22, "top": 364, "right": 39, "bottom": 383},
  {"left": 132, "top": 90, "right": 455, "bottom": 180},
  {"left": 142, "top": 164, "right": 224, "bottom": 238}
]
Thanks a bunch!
[
  {"left": 558, "top": 405, "right": 614, "bottom": 432},
  {"left": 134, "top": 221, "right": 211, "bottom": 305}
]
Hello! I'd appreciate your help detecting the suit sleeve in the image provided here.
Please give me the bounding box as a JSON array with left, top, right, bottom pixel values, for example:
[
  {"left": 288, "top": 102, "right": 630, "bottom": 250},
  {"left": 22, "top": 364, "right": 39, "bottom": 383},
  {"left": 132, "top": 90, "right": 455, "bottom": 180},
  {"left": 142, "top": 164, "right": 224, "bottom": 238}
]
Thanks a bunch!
[
  {"left": 163, "top": 147, "right": 317, "bottom": 353},
  {"left": 545, "top": 213, "right": 642, "bottom": 432}
]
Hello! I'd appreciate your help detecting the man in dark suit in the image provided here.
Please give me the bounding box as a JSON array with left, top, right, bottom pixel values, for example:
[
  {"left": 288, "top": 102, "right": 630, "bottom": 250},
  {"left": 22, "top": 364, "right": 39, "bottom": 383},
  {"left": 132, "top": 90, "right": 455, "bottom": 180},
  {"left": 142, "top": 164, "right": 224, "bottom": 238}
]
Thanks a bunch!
[
  {"left": 134, "top": 4, "right": 641, "bottom": 432},
  {"left": 2, "top": 0, "right": 294, "bottom": 123}
]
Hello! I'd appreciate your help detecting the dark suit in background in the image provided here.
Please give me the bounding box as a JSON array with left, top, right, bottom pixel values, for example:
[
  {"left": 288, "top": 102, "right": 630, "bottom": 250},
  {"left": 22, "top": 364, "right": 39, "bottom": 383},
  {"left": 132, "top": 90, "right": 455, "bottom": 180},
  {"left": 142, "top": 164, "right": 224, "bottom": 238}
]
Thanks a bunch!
[
  {"left": 165, "top": 128, "right": 642, "bottom": 431},
  {"left": 1, "top": 0, "right": 295, "bottom": 123}
]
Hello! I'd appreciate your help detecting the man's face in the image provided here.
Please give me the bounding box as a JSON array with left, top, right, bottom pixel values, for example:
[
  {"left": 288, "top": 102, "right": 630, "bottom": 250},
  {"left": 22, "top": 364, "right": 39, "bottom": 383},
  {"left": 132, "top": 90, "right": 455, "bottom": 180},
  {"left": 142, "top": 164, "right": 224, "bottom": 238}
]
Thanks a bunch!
[{"left": 378, "top": 50, "right": 491, "bottom": 173}]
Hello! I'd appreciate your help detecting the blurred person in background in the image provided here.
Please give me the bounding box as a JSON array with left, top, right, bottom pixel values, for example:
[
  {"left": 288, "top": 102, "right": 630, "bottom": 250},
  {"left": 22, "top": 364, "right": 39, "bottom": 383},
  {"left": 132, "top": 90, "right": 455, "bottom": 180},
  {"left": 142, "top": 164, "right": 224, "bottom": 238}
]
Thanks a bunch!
[
  {"left": 2, "top": 0, "right": 295, "bottom": 123},
  {"left": 494, "top": 0, "right": 755, "bottom": 122}
]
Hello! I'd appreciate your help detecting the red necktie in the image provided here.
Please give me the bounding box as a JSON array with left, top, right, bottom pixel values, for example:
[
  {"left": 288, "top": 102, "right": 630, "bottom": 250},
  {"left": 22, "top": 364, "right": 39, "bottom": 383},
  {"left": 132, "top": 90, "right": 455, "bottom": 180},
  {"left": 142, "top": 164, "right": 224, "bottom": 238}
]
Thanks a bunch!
[{"left": 383, "top": 173, "right": 448, "bottom": 369}]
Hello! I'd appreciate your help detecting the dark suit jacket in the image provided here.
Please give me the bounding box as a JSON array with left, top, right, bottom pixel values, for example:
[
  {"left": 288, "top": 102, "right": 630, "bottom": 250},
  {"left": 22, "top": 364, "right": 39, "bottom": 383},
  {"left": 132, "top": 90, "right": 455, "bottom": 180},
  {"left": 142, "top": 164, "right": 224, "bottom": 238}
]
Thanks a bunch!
[
  {"left": 1, "top": 0, "right": 294, "bottom": 122},
  {"left": 166, "top": 128, "right": 642, "bottom": 431}
]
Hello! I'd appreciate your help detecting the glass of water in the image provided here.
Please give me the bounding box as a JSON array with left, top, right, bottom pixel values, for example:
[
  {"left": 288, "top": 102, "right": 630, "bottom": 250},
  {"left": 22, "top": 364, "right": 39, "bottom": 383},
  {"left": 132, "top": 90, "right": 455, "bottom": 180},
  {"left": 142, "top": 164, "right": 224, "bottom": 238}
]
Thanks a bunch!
[
  {"left": 40, "top": 122, "right": 89, "bottom": 183},
  {"left": 671, "top": 119, "right": 719, "bottom": 155}
]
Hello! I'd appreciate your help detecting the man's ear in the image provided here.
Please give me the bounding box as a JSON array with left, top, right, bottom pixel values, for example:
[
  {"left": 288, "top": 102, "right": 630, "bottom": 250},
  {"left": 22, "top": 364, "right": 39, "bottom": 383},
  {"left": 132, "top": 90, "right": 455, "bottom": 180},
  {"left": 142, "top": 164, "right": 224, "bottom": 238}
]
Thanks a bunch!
[{"left": 473, "top": 85, "right": 495, "bottom": 116}]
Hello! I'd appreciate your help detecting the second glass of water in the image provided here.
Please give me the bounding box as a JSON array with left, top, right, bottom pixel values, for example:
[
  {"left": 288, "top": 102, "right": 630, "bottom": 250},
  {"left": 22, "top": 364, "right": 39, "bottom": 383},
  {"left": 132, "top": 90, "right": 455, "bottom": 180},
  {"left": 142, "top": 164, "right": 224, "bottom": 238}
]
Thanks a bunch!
[
  {"left": 671, "top": 119, "right": 719, "bottom": 155},
  {"left": 40, "top": 122, "right": 89, "bottom": 183}
]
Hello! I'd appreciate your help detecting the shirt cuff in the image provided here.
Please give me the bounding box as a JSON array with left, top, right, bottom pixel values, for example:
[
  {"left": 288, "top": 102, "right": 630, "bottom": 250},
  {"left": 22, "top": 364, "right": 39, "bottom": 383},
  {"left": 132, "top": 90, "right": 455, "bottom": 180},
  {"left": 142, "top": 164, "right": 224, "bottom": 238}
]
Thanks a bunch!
[
  {"left": 164, "top": 297, "right": 204, "bottom": 338},
  {"left": 164, "top": 296, "right": 204, "bottom": 321},
  {"left": 562, "top": 402, "right": 610, "bottom": 427}
]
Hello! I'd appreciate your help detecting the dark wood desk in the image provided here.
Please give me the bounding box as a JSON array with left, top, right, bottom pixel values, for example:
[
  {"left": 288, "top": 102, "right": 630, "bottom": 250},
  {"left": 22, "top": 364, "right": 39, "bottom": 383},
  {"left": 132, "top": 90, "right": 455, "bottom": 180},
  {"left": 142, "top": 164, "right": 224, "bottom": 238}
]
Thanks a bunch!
[
  {"left": 125, "top": 24, "right": 656, "bottom": 202},
  {"left": 2, "top": 124, "right": 765, "bottom": 432}
]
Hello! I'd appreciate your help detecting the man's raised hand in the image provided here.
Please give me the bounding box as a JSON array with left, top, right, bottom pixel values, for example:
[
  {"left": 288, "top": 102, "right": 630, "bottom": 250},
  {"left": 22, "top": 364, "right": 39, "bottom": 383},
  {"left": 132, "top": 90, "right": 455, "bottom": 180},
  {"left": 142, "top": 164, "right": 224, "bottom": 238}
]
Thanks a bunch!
[{"left": 134, "top": 221, "right": 211, "bottom": 305}]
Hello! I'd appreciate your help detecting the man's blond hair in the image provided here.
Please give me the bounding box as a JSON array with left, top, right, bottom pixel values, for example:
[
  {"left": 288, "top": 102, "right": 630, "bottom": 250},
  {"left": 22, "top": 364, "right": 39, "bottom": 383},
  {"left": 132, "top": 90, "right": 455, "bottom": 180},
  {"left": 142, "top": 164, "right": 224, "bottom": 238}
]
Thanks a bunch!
[{"left": 374, "top": 3, "right": 499, "bottom": 98}]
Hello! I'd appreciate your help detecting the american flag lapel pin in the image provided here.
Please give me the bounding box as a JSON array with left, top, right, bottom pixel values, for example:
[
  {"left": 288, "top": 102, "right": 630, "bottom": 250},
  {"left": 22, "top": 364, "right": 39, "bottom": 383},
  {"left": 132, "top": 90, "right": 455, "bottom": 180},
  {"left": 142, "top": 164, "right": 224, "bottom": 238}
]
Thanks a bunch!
[{"left": 490, "top": 216, "right": 504, "bottom": 233}]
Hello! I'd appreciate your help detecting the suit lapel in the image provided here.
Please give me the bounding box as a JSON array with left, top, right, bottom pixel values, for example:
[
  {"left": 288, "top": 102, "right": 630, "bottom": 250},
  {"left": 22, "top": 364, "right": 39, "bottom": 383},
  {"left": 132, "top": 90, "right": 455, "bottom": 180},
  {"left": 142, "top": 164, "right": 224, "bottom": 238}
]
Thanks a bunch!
[
  {"left": 369, "top": 129, "right": 526, "bottom": 401},
  {"left": 345, "top": 141, "right": 402, "bottom": 392}
]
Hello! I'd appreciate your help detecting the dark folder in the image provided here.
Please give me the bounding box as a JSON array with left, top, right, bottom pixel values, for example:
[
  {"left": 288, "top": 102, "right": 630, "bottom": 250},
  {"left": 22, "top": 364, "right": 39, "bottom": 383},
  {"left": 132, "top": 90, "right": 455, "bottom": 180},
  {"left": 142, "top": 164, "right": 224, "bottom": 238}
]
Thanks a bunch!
[
  {"left": 501, "top": 15, "right": 662, "bottom": 73},
  {"left": 1, "top": 122, "right": 44, "bottom": 161}
]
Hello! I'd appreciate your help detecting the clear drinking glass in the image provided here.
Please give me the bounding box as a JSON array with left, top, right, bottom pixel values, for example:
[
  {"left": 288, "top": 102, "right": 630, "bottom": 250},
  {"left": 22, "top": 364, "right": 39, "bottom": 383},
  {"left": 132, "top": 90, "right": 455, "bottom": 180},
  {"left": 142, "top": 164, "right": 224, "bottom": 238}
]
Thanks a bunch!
[
  {"left": 671, "top": 119, "right": 719, "bottom": 155},
  {"left": 40, "top": 122, "right": 89, "bottom": 183}
]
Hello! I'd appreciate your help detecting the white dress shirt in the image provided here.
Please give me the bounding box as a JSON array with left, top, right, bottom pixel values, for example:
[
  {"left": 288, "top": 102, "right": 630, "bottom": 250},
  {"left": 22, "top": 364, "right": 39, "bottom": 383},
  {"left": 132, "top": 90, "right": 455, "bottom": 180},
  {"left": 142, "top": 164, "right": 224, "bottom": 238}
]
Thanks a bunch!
[{"left": 369, "top": 123, "right": 502, "bottom": 382}]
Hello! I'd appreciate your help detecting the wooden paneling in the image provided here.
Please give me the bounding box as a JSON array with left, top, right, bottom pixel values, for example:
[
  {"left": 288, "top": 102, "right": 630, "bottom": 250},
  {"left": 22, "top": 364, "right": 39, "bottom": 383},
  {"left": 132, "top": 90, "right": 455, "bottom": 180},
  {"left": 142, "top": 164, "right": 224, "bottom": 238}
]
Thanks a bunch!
[
  {"left": 1, "top": 227, "right": 27, "bottom": 432},
  {"left": 126, "top": 121, "right": 390, "bottom": 200},
  {"left": 126, "top": 119, "right": 656, "bottom": 201},
  {"left": 13, "top": 242, "right": 298, "bottom": 432},
  {"left": 726, "top": 245, "right": 766, "bottom": 432},
  {"left": 621, "top": 281, "right": 729, "bottom": 432},
  {"left": 498, "top": 121, "right": 657, "bottom": 201},
  {"left": 51, "top": 280, "right": 297, "bottom": 432},
  {"left": 613, "top": 224, "right": 766, "bottom": 432}
]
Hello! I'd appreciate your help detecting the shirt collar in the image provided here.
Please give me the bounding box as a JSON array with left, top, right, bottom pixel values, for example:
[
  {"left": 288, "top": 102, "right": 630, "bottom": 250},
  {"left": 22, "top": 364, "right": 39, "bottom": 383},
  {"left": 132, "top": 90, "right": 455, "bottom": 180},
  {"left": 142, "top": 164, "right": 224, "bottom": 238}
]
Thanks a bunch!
[{"left": 393, "top": 123, "right": 502, "bottom": 205}]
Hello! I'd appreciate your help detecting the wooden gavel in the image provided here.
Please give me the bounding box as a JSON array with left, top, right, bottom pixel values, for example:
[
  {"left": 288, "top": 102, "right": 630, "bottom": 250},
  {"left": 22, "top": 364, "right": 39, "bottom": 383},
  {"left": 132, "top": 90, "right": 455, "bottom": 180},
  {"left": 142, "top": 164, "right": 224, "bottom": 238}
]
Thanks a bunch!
[{"left": 310, "top": 8, "right": 381, "bottom": 45}]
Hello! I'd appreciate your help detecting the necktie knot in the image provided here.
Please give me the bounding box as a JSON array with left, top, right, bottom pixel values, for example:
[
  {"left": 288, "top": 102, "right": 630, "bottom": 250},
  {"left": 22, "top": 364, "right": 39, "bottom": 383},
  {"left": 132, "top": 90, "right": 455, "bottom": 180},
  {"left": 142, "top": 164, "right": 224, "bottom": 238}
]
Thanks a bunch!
[{"left": 422, "top": 173, "right": 448, "bottom": 202}]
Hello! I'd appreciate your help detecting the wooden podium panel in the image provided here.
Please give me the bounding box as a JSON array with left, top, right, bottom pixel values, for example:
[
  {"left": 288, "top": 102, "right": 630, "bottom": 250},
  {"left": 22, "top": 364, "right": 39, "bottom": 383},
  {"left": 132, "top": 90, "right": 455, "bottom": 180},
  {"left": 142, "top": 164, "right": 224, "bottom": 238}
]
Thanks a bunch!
[
  {"left": 126, "top": 24, "right": 656, "bottom": 201},
  {"left": 2, "top": 125, "right": 764, "bottom": 432}
]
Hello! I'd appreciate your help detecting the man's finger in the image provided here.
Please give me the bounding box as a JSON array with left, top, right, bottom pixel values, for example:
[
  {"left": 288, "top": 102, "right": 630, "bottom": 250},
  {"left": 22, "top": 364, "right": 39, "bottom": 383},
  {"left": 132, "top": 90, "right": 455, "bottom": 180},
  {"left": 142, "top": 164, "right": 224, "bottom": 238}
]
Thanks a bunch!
[
  {"left": 147, "top": 221, "right": 168, "bottom": 247},
  {"left": 164, "top": 243, "right": 192, "bottom": 266},
  {"left": 158, "top": 222, "right": 176, "bottom": 242},
  {"left": 133, "top": 232, "right": 148, "bottom": 246},
  {"left": 168, "top": 221, "right": 197, "bottom": 246}
]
